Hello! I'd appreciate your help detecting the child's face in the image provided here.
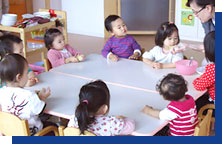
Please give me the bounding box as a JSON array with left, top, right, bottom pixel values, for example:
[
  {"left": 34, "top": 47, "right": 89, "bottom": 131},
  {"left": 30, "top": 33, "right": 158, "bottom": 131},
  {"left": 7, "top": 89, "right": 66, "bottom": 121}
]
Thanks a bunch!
[
  {"left": 52, "top": 34, "right": 65, "bottom": 50},
  {"left": 163, "top": 31, "right": 179, "bottom": 49},
  {"left": 110, "top": 18, "right": 128, "bottom": 38},
  {"left": 18, "top": 64, "right": 29, "bottom": 88},
  {"left": 13, "top": 42, "right": 24, "bottom": 56}
]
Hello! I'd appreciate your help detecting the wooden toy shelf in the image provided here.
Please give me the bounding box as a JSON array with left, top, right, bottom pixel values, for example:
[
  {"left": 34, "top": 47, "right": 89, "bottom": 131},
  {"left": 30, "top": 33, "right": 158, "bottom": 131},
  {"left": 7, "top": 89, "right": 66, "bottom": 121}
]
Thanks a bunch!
[{"left": 0, "top": 9, "right": 68, "bottom": 61}]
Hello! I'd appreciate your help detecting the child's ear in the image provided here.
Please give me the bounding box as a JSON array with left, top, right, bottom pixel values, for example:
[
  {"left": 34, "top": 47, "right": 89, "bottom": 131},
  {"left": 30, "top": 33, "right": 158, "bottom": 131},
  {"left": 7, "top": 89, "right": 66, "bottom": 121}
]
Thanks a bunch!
[
  {"left": 15, "top": 73, "right": 21, "bottom": 82},
  {"left": 97, "top": 104, "right": 108, "bottom": 115}
]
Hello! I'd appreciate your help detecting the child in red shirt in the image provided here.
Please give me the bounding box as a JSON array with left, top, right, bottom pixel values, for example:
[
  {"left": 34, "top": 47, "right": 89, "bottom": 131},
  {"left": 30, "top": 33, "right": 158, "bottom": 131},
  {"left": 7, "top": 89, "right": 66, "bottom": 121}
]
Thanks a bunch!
[{"left": 193, "top": 31, "right": 215, "bottom": 103}]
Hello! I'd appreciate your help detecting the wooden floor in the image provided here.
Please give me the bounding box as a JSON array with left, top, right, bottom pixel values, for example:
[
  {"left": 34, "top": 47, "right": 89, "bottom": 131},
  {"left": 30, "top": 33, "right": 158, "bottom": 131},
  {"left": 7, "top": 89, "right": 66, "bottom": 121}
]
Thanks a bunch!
[{"left": 27, "top": 33, "right": 204, "bottom": 65}]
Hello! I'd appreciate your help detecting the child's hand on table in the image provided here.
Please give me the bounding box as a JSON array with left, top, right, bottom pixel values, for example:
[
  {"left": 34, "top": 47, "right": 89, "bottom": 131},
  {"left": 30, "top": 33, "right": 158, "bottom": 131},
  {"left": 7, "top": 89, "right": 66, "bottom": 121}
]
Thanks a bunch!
[
  {"left": 37, "top": 87, "right": 51, "bottom": 102},
  {"left": 141, "top": 105, "right": 153, "bottom": 116},
  {"left": 151, "top": 62, "right": 163, "bottom": 69},
  {"left": 66, "top": 56, "right": 79, "bottom": 63},
  {"left": 129, "top": 52, "right": 140, "bottom": 60},
  {"left": 109, "top": 54, "right": 119, "bottom": 62},
  {"left": 25, "top": 77, "right": 39, "bottom": 87},
  {"left": 76, "top": 54, "right": 85, "bottom": 62}
]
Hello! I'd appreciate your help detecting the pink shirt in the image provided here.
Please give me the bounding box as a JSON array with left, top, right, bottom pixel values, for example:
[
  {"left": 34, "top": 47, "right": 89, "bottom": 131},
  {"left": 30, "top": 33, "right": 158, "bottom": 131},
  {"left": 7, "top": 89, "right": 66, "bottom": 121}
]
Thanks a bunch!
[
  {"left": 47, "top": 44, "right": 81, "bottom": 68},
  {"left": 167, "top": 95, "right": 199, "bottom": 136}
]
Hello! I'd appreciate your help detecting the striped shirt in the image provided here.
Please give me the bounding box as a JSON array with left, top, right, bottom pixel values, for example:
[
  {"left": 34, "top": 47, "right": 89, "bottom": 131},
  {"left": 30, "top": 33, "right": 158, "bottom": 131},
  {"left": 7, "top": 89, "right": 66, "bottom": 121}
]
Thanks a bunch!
[
  {"left": 101, "top": 35, "right": 141, "bottom": 58},
  {"left": 167, "top": 95, "right": 199, "bottom": 136}
]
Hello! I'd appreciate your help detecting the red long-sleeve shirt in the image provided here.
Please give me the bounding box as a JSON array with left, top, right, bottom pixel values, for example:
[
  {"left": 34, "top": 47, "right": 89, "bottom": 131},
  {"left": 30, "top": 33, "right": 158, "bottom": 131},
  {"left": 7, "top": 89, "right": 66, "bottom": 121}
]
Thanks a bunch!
[{"left": 193, "top": 64, "right": 215, "bottom": 100}]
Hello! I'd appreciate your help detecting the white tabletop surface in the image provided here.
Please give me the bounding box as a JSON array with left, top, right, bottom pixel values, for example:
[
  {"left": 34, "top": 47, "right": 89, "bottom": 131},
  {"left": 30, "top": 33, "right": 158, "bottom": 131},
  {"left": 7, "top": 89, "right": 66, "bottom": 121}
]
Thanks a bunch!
[
  {"left": 26, "top": 54, "right": 206, "bottom": 136},
  {"left": 50, "top": 54, "right": 204, "bottom": 99},
  {"left": 27, "top": 71, "right": 170, "bottom": 136}
]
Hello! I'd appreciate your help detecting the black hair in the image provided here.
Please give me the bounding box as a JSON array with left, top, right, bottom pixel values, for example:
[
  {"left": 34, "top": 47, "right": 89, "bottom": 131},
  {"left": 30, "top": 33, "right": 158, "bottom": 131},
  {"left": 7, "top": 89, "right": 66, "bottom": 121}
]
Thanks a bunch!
[
  {"left": 0, "top": 54, "right": 28, "bottom": 86},
  {"left": 204, "top": 31, "right": 215, "bottom": 63},
  {"left": 55, "top": 19, "right": 64, "bottom": 28},
  {"left": 44, "top": 28, "right": 63, "bottom": 50},
  {"left": 186, "top": 0, "right": 215, "bottom": 7},
  {"left": 75, "top": 80, "right": 110, "bottom": 134},
  {"left": 156, "top": 73, "right": 188, "bottom": 101},
  {"left": 105, "top": 15, "right": 121, "bottom": 32},
  {"left": 155, "top": 22, "right": 180, "bottom": 47},
  {"left": 0, "top": 34, "right": 22, "bottom": 57}
]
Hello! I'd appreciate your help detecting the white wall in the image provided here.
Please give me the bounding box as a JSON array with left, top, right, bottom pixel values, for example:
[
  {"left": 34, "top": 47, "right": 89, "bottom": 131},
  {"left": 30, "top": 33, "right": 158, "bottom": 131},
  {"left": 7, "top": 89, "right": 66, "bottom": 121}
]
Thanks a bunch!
[
  {"left": 33, "top": 0, "right": 62, "bottom": 12},
  {"left": 175, "top": 0, "right": 205, "bottom": 42},
  {"left": 62, "top": 0, "right": 104, "bottom": 37}
]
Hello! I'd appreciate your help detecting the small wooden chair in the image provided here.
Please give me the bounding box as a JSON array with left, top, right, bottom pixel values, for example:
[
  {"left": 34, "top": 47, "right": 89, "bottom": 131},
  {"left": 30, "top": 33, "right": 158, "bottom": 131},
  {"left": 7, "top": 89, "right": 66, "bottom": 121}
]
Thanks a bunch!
[
  {"left": 44, "top": 58, "right": 52, "bottom": 72},
  {"left": 0, "top": 111, "right": 59, "bottom": 136},
  {"left": 58, "top": 126, "right": 96, "bottom": 136},
  {"left": 198, "top": 104, "right": 215, "bottom": 123},
  {"left": 194, "top": 109, "right": 213, "bottom": 136}
]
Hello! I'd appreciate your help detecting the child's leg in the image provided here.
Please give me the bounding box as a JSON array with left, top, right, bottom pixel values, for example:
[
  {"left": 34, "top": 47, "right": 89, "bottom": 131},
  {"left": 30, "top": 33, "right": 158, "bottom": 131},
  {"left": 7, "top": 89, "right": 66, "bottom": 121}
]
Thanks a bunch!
[{"left": 154, "top": 124, "right": 170, "bottom": 136}]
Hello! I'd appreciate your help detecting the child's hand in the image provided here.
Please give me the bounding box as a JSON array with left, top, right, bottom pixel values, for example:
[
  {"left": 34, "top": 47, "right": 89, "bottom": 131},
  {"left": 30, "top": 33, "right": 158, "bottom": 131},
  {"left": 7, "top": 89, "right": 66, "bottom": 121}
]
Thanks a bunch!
[
  {"left": 141, "top": 105, "right": 153, "bottom": 115},
  {"left": 25, "top": 77, "right": 39, "bottom": 87},
  {"left": 76, "top": 54, "right": 85, "bottom": 62},
  {"left": 109, "top": 54, "right": 119, "bottom": 62},
  {"left": 38, "top": 87, "right": 51, "bottom": 102},
  {"left": 66, "top": 56, "right": 79, "bottom": 63},
  {"left": 151, "top": 62, "right": 162, "bottom": 69},
  {"left": 129, "top": 52, "right": 139, "bottom": 60},
  {"left": 116, "top": 115, "right": 126, "bottom": 119}
]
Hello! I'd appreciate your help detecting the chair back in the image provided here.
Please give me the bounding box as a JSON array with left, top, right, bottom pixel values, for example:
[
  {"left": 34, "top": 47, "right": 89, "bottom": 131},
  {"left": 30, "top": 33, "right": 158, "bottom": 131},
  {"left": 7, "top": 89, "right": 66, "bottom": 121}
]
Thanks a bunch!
[
  {"left": 44, "top": 58, "right": 52, "bottom": 72},
  {"left": 58, "top": 126, "right": 96, "bottom": 136},
  {"left": 0, "top": 111, "right": 30, "bottom": 136},
  {"left": 198, "top": 104, "right": 215, "bottom": 123},
  {"left": 194, "top": 109, "right": 213, "bottom": 136}
]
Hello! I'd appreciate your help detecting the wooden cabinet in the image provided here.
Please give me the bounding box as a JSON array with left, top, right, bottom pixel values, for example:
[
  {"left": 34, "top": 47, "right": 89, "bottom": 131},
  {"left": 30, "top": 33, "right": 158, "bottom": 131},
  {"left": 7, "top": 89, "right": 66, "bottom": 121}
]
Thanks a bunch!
[{"left": 0, "top": 9, "right": 67, "bottom": 61}]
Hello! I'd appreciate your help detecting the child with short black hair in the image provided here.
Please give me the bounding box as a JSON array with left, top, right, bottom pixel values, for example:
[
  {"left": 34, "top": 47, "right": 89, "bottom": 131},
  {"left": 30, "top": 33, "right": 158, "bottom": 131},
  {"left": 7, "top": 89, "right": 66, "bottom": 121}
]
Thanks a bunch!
[
  {"left": 68, "top": 80, "right": 135, "bottom": 136},
  {"left": 142, "top": 73, "right": 198, "bottom": 136},
  {"left": 101, "top": 15, "right": 141, "bottom": 61},
  {"left": 143, "top": 22, "right": 184, "bottom": 69},
  {"left": 44, "top": 28, "right": 85, "bottom": 68},
  {"left": 0, "top": 34, "right": 39, "bottom": 87},
  {"left": 0, "top": 54, "right": 51, "bottom": 135}
]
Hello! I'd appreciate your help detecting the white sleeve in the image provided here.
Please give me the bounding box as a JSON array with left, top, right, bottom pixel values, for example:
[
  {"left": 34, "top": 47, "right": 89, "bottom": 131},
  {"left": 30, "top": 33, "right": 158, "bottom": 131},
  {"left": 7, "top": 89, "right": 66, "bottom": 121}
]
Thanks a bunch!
[
  {"left": 134, "top": 49, "right": 141, "bottom": 56},
  {"left": 67, "top": 115, "right": 78, "bottom": 128},
  {"left": 107, "top": 52, "right": 113, "bottom": 59},
  {"left": 142, "top": 47, "right": 157, "bottom": 60},
  {"left": 159, "top": 108, "right": 178, "bottom": 121},
  {"left": 29, "top": 91, "right": 45, "bottom": 115},
  {"left": 172, "top": 52, "right": 184, "bottom": 63}
]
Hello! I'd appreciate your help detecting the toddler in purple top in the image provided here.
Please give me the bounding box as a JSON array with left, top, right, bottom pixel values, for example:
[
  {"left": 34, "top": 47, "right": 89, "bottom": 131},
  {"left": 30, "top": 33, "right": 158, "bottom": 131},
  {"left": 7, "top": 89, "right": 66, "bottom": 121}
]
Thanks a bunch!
[{"left": 101, "top": 15, "right": 141, "bottom": 62}]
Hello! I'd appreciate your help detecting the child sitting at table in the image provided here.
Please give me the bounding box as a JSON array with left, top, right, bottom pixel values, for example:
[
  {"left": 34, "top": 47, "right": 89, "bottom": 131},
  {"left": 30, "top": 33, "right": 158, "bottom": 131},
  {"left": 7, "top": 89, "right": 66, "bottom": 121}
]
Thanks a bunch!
[
  {"left": 193, "top": 31, "right": 215, "bottom": 108},
  {"left": 101, "top": 15, "right": 141, "bottom": 61},
  {"left": 0, "top": 34, "right": 39, "bottom": 87},
  {"left": 142, "top": 22, "right": 184, "bottom": 69},
  {"left": 68, "top": 80, "right": 135, "bottom": 136},
  {"left": 0, "top": 54, "right": 51, "bottom": 135},
  {"left": 44, "top": 28, "right": 85, "bottom": 68},
  {"left": 142, "top": 73, "right": 198, "bottom": 136}
]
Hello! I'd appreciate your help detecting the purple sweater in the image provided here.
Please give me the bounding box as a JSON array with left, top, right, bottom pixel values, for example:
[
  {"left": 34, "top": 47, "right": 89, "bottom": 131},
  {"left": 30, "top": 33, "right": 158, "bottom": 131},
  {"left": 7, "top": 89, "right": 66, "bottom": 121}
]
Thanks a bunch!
[
  {"left": 47, "top": 44, "right": 81, "bottom": 68},
  {"left": 101, "top": 35, "right": 141, "bottom": 58}
]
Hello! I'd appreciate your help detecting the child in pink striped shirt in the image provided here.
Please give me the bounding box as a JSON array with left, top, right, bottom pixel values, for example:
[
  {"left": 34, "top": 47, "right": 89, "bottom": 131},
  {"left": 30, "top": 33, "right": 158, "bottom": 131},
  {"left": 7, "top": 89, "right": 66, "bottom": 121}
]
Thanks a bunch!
[
  {"left": 142, "top": 73, "right": 199, "bottom": 136},
  {"left": 44, "top": 28, "right": 85, "bottom": 68}
]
